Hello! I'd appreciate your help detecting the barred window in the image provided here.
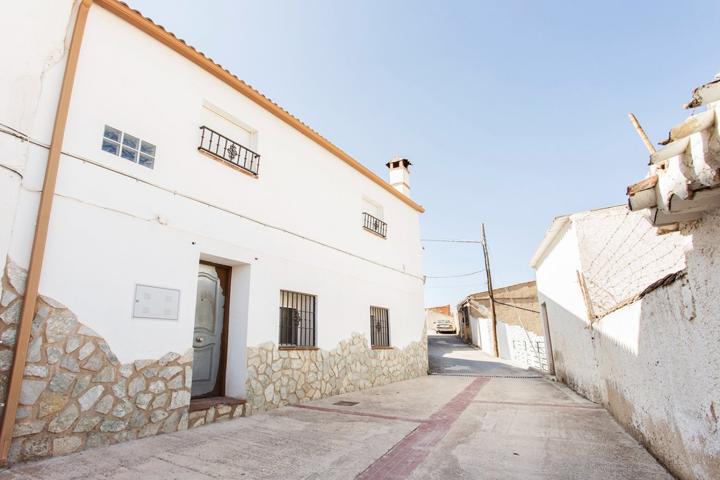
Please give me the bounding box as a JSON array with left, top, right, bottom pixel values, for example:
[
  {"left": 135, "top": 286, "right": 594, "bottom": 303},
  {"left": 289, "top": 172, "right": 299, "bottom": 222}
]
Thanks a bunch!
[
  {"left": 279, "top": 290, "right": 316, "bottom": 347},
  {"left": 101, "top": 125, "right": 156, "bottom": 169},
  {"left": 370, "top": 306, "right": 390, "bottom": 347}
]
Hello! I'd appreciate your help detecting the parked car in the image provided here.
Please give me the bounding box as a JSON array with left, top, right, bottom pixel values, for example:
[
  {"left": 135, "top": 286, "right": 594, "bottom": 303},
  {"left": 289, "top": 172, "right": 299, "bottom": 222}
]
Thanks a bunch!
[{"left": 433, "top": 319, "right": 456, "bottom": 334}]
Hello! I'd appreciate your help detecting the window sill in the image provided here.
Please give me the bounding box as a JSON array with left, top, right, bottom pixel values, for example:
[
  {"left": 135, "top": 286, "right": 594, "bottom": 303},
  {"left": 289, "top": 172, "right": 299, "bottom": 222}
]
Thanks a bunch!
[
  {"left": 278, "top": 346, "right": 319, "bottom": 351},
  {"left": 362, "top": 227, "right": 387, "bottom": 239},
  {"left": 371, "top": 346, "right": 394, "bottom": 350},
  {"left": 198, "top": 148, "right": 259, "bottom": 178}
]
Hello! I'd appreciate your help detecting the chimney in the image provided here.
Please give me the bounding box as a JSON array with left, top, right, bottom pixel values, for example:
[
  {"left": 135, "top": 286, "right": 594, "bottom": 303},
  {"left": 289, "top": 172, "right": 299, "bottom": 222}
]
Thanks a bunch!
[{"left": 385, "top": 156, "right": 412, "bottom": 196}]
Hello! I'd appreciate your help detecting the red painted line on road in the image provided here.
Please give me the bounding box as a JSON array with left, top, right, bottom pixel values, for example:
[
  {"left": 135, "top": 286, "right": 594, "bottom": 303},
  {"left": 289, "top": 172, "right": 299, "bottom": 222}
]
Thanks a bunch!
[
  {"left": 290, "top": 404, "right": 427, "bottom": 424},
  {"left": 356, "top": 377, "right": 490, "bottom": 480},
  {"left": 473, "top": 399, "right": 602, "bottom": 410}
]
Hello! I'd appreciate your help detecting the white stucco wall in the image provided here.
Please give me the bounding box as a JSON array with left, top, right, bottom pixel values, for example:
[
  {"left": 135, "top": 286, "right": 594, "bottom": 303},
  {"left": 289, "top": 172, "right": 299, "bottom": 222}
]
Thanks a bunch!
[
  {"left": 533, "top": 219, "right": 603, "bottom": 397},
  {"left": 533, "top": 209, "right": 720, "bottom": 479},
  {"left": 0, "top": 0, "right": 78, "bottom": 276},
  {"left": 467, "top": 316, "right": 546, "bottom": 369},
  {"left": 496, "top": 321, "right": 546, "bottom": 370},
  {"left": 0, "top": 0, "right": 426, "bottom": 402}
]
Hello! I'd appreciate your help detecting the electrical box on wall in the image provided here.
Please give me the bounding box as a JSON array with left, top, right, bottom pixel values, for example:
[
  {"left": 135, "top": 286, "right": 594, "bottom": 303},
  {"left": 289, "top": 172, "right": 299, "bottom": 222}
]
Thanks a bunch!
[{"left": 133, "top": 284, "right": 180, "bottom": 320}]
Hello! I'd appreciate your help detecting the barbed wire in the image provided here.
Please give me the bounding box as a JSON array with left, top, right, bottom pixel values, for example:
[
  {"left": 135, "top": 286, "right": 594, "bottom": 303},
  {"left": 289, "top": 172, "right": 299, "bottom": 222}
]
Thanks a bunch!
[
  {"left": 585, "top": 210, "right": 630, "bottom": 271},
  {"left": 588, "top": 216, "right": 649, "bottom": 278}
]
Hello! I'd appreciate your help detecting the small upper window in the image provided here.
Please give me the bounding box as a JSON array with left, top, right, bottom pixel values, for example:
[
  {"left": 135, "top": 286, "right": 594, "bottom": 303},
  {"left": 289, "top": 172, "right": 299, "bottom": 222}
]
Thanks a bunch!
[{"left": 102, "top": 125, "right": 156, "bottom": 169}]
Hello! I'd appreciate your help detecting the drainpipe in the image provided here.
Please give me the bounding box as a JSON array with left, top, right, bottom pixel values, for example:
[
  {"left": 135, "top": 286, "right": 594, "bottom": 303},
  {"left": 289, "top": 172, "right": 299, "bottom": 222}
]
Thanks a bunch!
[{"left": 0, "top": 0, "right": 92, "bottom": 465}]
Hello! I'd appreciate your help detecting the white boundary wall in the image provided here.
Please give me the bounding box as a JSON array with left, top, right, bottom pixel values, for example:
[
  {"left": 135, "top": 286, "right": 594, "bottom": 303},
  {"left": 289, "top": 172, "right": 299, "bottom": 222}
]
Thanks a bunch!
[{"left": 533, "top": 209, "right": 720, "bottom": 480}]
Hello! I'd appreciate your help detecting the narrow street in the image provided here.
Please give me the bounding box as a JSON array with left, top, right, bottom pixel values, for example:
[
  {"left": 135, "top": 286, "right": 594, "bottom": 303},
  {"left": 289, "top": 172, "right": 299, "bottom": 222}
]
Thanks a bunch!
[
  {"left": 1, "top": 336, "right": 670, "bottom": 480},
  {"left": 428, "top": 335, "right": 543, "bottom": 377}
]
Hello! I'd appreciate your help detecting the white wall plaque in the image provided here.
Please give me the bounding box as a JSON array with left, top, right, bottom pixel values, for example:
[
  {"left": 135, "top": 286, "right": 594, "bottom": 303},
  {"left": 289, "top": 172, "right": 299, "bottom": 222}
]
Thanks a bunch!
[{"left": 133, "top": 284, "right": 180, "bottom": 320}]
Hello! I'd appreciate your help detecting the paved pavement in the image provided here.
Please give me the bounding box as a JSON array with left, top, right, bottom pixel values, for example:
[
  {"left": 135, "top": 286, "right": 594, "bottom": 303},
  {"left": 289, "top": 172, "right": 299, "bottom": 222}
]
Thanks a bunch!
[
  {"left": 428, "top": 334, "right": 543, "bottom": 377},
  {"left": 1, "top": 335, "right": 671, "bottom": 479}
]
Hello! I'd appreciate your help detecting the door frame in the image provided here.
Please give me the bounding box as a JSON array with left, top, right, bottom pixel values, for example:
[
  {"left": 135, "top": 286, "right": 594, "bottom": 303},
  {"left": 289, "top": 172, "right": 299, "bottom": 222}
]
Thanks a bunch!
[{"left": 193, "top": 260, "right": 231, "bottom": 399}]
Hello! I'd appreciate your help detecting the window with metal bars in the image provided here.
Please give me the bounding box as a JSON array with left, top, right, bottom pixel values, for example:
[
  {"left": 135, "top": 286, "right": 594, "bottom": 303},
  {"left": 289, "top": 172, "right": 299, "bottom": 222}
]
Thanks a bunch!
[
  {"left": 279, "top": 290, "right": 316, "bottom": 347},
  {"left": 362, "top": 212, "right": 387, "bottom": 238},
  {"left": 370, "top": 306, "right": 390, "bottom": 348}
]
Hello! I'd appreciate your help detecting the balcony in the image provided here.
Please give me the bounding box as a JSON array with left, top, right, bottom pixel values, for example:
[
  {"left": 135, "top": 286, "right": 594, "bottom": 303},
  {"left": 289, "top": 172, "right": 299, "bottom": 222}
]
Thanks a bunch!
[
  {"left": 362, "top": 212, "right": 387, "bottom": 238},
  {"left": 198, "top": 125, "right": 260, "bottom": 176}
]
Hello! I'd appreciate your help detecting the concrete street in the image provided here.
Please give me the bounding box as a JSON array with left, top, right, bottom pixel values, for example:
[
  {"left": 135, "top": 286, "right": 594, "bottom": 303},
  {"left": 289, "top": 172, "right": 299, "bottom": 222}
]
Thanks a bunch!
[
  {"left": 1, "top": 335, "right": 671, "bottom": 479},
  {"left": 428, "top": 334, "right": 544, "bottom": 378}
]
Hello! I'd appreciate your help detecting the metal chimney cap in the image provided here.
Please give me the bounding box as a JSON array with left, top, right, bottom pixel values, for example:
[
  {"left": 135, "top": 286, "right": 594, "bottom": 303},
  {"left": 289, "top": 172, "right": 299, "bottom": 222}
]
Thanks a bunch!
[{"left": 386, "top": 157, "right": 412, "bottom": 169}]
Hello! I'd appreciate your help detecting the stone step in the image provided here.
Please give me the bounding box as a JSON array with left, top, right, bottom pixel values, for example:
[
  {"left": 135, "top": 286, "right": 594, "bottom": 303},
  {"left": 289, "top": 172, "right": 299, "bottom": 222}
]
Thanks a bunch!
[{"left": 187, "top": 397, "right": 246, "bottom": 429}]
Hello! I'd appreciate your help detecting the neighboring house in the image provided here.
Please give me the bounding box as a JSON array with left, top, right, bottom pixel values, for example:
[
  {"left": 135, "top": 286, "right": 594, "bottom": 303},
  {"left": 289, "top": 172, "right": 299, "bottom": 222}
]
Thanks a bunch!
[
  {"left": 424, "top": 305, "right": 456, "bottom": 334},
  {"left": 0, "top": 0, "right": 427, "bottom": 464},
  {"left": 457, "top": 281, "right": 548, "bottom": 371},
  {"left": 532, "top": 73, "right": 720, "bottom": 480}
]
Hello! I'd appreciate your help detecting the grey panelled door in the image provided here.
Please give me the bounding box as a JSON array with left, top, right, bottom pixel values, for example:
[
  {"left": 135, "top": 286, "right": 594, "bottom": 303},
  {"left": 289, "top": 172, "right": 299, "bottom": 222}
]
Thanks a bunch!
[{"left": 191, "top": 264, "right": 225, "bottom": 397}]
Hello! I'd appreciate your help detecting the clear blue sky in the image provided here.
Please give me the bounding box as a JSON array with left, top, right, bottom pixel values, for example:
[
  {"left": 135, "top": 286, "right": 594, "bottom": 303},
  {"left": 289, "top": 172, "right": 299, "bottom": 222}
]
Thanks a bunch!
[{"left": 129, "top": 0, "right": 719, "bottom": 307}]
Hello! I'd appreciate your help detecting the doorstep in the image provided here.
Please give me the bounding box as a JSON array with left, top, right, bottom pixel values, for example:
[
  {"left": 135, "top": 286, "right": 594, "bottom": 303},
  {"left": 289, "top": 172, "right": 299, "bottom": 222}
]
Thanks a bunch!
[{"left": 188, "top": 396, "right": 247, "bottom": 429}]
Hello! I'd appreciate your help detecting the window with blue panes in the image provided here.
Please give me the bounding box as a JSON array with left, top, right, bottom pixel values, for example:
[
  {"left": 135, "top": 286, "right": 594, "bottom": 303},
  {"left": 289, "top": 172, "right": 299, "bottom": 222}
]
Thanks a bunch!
[{"left": 101, "top": 125, "right": 156, "bottom": 169}]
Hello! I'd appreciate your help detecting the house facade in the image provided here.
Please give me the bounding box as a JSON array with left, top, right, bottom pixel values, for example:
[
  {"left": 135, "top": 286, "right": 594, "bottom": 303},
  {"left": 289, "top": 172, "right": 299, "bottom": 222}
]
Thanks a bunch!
[
  {"left": 0, "top": 0, "right": 427, "bottom": 464},
  {"left": 531, "top": 202, "right": 718, "bottom": 478},
  {"left": 457, "top": 281, "right": 548, "bottom": 371}
]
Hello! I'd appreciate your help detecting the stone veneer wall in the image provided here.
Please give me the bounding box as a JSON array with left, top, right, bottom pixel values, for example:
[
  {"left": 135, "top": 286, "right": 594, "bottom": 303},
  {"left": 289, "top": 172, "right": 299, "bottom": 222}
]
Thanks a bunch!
[
  {"left": 0, "top": 258, "right": 428, "bottom": 462},
  {"left": 245, "top": 331, "right": 428, "bottom": 413},
  {"left": 0, "top": 259, "right": 194, "bottom": 464}
]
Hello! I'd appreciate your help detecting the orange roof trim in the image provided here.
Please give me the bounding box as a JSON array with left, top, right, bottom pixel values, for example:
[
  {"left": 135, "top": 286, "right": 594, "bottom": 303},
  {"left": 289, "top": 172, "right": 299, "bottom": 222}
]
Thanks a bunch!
[{"left": 94, "top": 0, "right": 424, "bottom": 213}]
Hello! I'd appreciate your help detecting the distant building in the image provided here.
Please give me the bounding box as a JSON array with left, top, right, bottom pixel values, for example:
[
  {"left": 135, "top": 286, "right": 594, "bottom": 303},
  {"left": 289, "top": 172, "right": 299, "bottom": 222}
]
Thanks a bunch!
[
  {"left": 457, "top": 281, "right": 548, "bottom": 371},
  {"left": 425, "top": 305, "right": 457, "bottom": 334}
]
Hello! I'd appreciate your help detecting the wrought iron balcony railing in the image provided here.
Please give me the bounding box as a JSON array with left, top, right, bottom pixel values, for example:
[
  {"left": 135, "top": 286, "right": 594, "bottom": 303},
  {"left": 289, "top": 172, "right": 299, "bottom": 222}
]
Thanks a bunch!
[
  {"left": 362, "top": 212, "right": 387, "bottom": 238},
  {"left": 198, "top": 125, "right": 260, "bottom": 176}
]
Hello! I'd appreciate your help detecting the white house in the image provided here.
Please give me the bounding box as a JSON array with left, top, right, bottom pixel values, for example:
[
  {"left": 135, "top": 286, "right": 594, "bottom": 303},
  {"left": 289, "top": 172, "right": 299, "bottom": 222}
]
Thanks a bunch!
[
  {"left": 531, "top": 200, "right": 719, "bottom": 478},
  {"left": 0, "top": 0, "right": 428, "bottom": 464}
]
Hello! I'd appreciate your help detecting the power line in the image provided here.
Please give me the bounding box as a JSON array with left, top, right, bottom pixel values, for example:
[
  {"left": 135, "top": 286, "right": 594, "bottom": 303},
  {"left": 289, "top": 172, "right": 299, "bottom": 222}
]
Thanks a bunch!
[
  {"left": 421, "top": 238, "right": 483, "bottom": 244},
  {"left": 425, "top": 269, "right": 485, "bottom": 279},
  {"left": 0, "top": 127, "right": 424, "bottom": 281},
  {"left": 425, "top": 283, "right": 481, "bottom": 289},
  {"left": 493, "top": 300, "right": 540, "bottom": 314}
]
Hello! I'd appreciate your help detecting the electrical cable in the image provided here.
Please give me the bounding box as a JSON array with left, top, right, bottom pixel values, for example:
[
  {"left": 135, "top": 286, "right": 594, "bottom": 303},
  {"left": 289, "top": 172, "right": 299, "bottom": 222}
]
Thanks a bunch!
[
  {"left": 421, "top": 238, "right": 483, "bottom": 244},
  {"left": 0, "top": 126, "right": 423, "bottom": 280},
  {"left": 492, "top": 300, "right": 540, "bottom": 314},
  {"left": 425, "top": 269, "right": 484, "bottom": 279}
]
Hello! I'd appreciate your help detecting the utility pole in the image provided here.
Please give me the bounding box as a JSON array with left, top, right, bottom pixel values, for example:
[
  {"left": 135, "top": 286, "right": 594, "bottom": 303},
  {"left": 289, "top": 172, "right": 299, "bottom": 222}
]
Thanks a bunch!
[{"left": 481, "top": 223, "right": 499, "bottom": 357}]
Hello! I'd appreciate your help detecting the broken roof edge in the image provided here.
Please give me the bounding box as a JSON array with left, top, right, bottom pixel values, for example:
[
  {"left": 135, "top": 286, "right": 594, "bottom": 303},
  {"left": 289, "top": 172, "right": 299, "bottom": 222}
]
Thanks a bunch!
[
  {"left": 94, "top": 0, "right": 424, "bottom": 213},
  {"left": 684, "top": 76, "right": 720, "bottom": 109}
]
